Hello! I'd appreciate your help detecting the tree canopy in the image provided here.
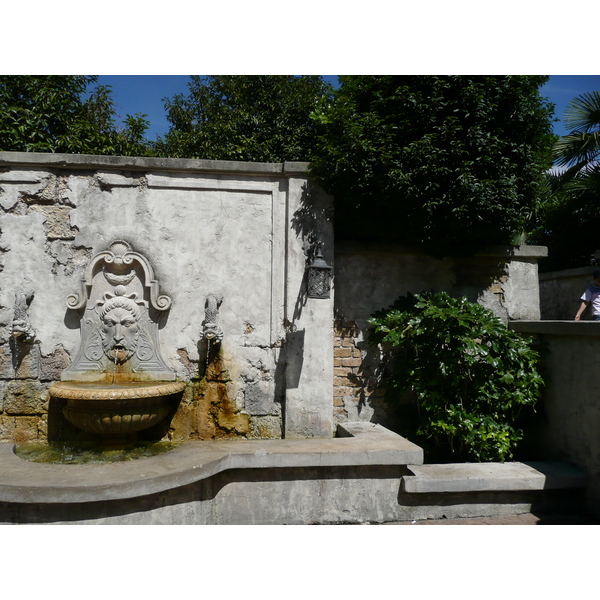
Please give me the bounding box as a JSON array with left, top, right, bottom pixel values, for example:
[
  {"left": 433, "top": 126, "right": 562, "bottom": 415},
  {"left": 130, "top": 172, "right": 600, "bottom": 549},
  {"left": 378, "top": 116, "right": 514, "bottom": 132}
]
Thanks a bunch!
[
  {"left": 155, "top": 75, "right": 333, "bottom": 162},
  {"left": 2, "top": 74, "right": 562, "bottom": 261},
  {"left": 310, "top": 75, "right": 556, "bottom": 257},
  {"left": 0, "top": 75, "right": 152, "bottom": 156},
  {"left": 530, "top": 90, "right": 600, "bottom": 271}
]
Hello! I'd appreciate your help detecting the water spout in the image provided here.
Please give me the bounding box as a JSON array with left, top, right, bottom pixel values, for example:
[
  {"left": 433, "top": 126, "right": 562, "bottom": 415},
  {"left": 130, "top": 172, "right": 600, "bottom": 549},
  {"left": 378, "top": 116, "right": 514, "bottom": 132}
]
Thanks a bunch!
[
  {"left": 200, "top": 294, "right": 223, "bottom": 344},
  {"left": 112, "top": 351, "right": 118, "bottom": 385}
]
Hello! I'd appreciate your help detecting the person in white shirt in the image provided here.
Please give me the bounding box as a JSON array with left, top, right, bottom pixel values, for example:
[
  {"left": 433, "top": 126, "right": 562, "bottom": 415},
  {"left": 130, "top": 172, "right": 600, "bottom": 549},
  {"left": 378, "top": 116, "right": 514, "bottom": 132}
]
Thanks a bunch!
[{"left": 575, "top": 269, "right": 600, "bottom": 321}]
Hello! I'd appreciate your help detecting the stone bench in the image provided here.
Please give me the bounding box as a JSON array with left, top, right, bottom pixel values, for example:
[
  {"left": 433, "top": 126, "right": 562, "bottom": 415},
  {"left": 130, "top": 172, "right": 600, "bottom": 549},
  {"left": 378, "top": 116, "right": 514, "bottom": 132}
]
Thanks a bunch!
[{"left": 401, "top": 461, "right": 587, "bottom": 494}]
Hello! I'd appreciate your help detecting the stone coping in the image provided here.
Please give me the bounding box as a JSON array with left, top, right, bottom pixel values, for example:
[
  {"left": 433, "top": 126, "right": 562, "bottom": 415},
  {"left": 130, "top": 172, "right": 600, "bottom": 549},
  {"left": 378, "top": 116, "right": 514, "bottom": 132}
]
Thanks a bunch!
[
  {"left": 475, "top": 245, "right": 548, "bottom": 258},
  {"left": 509, "top": 320, "right": 600, "bottom": 336},
  {"left": 0, "top": 423, "right": 423, "bottom": 504},
  {"left": 335, "top": 240, "right": 548, "bottom": 259},
  {"left": 0, "top": 151, "right": 310, "bottom": 176},
  {"left": 402, "top": 462, "right": 586, "bottom": 493}
]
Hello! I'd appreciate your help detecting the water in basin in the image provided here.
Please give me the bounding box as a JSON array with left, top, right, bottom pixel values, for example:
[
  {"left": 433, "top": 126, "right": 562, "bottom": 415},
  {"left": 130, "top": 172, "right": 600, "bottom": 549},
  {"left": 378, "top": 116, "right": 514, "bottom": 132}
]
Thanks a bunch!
[{"left": 15, "top": 440, "right": 181, "bottom": 464}]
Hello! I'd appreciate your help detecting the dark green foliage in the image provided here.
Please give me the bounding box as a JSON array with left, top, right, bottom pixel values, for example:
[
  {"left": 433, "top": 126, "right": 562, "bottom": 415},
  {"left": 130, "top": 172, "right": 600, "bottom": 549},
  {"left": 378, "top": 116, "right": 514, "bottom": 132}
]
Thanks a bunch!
[
  {"left": 0, "top": 75, "right": 153, "bottom": 156},
  {"left": 531, "top": 91, "right": 600, "bottom": 271},
  {"left": 156, "top": 75, "right": 333, "bottom": 162},
  {"left": 368, "top": 292, "right": 543, "bottom": 462},
  {"left": 310, "top": 76, "right": 555, "bottom": 257},
  {"left": 530, "top": 173, "right": 600, "bottom": 271}
]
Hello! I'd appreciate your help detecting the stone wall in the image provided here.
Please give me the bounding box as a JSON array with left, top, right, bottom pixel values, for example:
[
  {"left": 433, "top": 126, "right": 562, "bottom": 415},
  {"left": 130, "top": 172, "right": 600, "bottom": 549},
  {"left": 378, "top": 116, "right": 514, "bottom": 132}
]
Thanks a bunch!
[
  {"left": 332, "top": 241, "right": 547, "bottom": 427},
  {"left": 0, "top": 152, "right": 549, "bottom": 444},
  {"left": 0, "top": 152, "right": 333, "bottom": 443},
  {"left": 539, "top": 266, "right": 596, "bottom": 320},
  {"left": 510, "top": 320, "right": 600, "bottom": 517}
]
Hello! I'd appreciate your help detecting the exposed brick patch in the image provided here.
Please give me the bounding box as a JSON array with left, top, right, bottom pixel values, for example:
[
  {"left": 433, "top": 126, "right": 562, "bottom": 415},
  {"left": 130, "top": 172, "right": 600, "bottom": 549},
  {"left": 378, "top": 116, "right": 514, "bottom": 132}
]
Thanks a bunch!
[
  {"left": 333, "top": 320, "right": 383, "bottom": 423},
  {"left": 334, "top": 347, "right": 352, "bottom": 358}
]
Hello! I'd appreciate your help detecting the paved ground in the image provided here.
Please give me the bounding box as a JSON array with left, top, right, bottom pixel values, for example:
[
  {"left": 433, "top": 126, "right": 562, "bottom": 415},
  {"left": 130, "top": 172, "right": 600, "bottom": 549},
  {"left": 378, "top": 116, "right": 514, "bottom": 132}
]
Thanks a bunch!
[{"left": 384, "top": 512, "right": 599, "bottom": 525}]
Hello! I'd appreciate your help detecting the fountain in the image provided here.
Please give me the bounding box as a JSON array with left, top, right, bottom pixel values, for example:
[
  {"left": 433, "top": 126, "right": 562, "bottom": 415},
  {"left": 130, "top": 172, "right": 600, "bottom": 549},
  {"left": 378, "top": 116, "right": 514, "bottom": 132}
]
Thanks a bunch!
[
  {"left": 48, "top": 241, "right": 185, "bottom": 443},
  {"left": 0, "top": 152, "right": 588, "bottom": 525}
]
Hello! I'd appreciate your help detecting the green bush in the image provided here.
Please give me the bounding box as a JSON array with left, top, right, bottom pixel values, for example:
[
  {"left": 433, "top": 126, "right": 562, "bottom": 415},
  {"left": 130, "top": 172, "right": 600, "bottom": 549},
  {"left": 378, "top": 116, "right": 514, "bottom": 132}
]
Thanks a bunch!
[{"left": 368, "top": 292, "right": 543, "bottom": 462}]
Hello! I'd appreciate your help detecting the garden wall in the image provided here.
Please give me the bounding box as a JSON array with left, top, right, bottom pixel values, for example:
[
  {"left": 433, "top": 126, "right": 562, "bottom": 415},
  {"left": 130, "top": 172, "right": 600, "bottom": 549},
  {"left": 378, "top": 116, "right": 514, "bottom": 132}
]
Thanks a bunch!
[
  {"left": 0, "top": 152, "right": 333, "bottom": 443},
  {"left": 332, "top": 241, "right": 547, "bottom": 426},
  {"left": 0, "top": 151, "right": 550, "bottom": 445},
  {"left": 510, "top": 320, "right": 600, "bottom": 517}
]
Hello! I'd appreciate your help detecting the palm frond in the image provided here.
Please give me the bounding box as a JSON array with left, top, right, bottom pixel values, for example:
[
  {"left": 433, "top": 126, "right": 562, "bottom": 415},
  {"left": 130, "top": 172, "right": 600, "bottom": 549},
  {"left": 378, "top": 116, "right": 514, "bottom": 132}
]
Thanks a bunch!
[
  {"left": 553, "top": 131, "right": 600, "bottom": 168},
  {"left": 563, "top": 90, "right": 600, "bottom": 133},
  {"left": 563, "top": 163, "right": 600, "bottom": 195}
]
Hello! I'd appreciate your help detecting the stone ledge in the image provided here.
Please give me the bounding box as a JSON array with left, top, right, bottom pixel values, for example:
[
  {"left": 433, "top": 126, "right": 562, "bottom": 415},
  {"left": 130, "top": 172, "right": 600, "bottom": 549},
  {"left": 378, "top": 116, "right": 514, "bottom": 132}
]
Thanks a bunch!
[
  {"left": 0, "top": 151, "right": 309, "bottom": 177},
  {"left": 539, "top": 266, "right": 593, "bottom": 282},
  {"left": 0, "top": 422, "right": 423, "bottom": 504},
  {"left": 401, "top": 461, "right": 586, "bottom": 494},
  {"left": 474, "top": 245, "right": 548, "bottom": 258},
  {"left": 509, "top": 320, "right": 600, "bottom": 336},
  {"left": 334, "top": 240, "right": 548, "bottom": 259}
]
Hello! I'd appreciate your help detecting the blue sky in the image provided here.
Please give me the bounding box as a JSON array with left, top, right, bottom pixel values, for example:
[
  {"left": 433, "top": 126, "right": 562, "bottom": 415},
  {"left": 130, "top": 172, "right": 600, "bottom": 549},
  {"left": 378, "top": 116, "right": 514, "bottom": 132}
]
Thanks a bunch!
[
  {"left": 541, "top": 75, "right": 600, "bottom": 136},
  {"left": 96, "top": 75, "right": 600, "bottom": 141},
  {"left": 96, "top": 75, "right": 340, "bottom": 140}
]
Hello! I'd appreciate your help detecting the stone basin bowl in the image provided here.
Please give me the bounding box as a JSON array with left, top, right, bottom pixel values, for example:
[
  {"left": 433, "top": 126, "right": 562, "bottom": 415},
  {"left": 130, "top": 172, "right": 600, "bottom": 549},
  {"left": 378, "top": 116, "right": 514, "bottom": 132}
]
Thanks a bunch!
[{"left": 49, "top": 381, "right": 186, "bottom": 437}]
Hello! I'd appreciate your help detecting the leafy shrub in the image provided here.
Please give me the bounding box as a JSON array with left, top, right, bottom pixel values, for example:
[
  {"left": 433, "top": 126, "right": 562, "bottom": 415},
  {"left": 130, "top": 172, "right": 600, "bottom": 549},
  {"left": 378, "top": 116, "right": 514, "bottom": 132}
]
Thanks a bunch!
[{"left": 368, "top": 292, "right": 543, "bottom": 462}]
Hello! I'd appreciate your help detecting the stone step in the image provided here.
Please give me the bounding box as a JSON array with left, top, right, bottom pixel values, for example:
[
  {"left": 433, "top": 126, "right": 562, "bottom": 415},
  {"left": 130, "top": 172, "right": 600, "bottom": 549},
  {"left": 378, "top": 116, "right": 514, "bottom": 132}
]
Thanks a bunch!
[{"left": 401, "top": 461, "right": 587, "bottom": 494}]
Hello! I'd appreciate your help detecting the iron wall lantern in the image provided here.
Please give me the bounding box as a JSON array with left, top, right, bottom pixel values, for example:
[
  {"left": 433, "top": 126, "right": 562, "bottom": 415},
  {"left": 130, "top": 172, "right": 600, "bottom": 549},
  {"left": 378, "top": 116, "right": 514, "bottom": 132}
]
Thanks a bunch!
[{"left": 307, "top": 245, "right": 332, "bottom": 299}]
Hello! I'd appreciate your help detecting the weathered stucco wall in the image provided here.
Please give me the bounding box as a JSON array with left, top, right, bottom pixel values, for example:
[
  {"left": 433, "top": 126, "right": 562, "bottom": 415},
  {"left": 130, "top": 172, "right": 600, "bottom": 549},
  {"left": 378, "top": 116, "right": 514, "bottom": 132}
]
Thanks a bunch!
[
  {"left": 332, "top": 242, "right": 547, "bottom": 427},
  {"left": 0, "top": 151, "right": 549, "bottom": 446},
  {"left": 510, "top": 320, "right": 600, "bottom": 517},
  {"left": 0, "top": 152, "right": 333, "bottom": 443}
]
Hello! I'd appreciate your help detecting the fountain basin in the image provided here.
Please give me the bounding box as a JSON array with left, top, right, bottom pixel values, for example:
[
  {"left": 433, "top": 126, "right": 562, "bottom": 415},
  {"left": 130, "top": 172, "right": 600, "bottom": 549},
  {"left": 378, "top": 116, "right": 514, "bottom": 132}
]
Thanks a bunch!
[{"left": 49, "top": 381, "right": 185, "bottom": 437}]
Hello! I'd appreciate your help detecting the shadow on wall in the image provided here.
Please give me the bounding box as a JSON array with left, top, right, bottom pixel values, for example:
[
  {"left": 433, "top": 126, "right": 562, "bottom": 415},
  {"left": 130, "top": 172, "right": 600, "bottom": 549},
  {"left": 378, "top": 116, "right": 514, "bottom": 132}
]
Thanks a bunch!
[{"left": 289, "top": 183, "right": 334, "bottom": 324}]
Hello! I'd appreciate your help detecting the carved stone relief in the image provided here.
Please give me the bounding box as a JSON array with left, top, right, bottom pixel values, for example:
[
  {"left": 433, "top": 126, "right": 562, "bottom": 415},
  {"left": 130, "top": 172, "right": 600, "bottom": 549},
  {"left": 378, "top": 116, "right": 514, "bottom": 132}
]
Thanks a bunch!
[{"left": 61, "top": 240, "right": 176, "bottom": 381}]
